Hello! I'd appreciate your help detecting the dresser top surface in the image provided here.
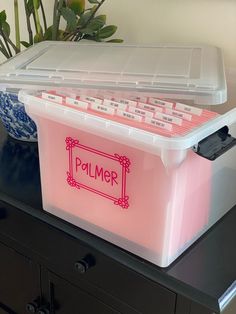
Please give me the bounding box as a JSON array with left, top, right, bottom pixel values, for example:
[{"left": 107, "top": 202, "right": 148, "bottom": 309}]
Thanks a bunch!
[{"left": 0, "top": 122, "right": 235, "bottom": 313}]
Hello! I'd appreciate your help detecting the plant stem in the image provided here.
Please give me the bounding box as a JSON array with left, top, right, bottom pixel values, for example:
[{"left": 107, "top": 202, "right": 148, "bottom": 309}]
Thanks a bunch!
[
  {"left": 3, "top": 31, "right": 20, "bottom": 54},
  {"left": 0, "top": 39, "right": 10, "bottom": 59},
  {"left": 0, "top": 47, "right": 10, "bottom": 59},
  {"left": 33, "top": 0, "right": 42, "bottom": 36},
  {"left": 24, "top": 0, "right": 33, "bottom": 45},
  {"left": 40, "top": 0, "right": 47, "bottom": 32},
  {"left": 85, "top": 0, "right": 106, "bottom": 27},
  {"left": 14, "top": 0, "right": 20, "bottom": 51},
  {"left": 52, "top": 0, "right": 64, "bottom": 40},
  {"left": 0, "top": 26, "right": 20, "bottom": 54},
  {"left": 32, "top": 12, "right": 37, "bottom": 32},
  {"left": 0, "top": 29, "right": 12, "bottom": 57}
]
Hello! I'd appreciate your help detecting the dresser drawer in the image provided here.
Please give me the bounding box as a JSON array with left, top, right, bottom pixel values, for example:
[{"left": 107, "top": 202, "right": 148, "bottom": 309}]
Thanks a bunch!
[{"left": 0, "top": 201, "right": 176, "bottom": 314}]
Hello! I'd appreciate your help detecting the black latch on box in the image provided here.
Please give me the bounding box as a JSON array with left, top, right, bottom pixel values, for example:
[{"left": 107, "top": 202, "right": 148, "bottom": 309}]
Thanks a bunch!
[{"left": 194, "top": 126, "right": 236, "bottom": 161}]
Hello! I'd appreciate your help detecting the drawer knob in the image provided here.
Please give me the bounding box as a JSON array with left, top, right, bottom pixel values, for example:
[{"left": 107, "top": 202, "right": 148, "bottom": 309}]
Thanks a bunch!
[
  {"left": 26, "top": 302, "right": 38, "bottom": 313},
  {"left": 74, "top": 255, "right": 95, "bottom": 274},
  {"left": 38, "top": 309, "right": 50, "bottom": 314}
]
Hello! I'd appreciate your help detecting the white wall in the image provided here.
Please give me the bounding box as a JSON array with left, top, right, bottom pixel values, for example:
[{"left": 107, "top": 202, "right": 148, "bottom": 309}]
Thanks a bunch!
[
  {"left": 1, "top": 0, "right": 236, "bottom": 67},
  {"left": 1, "top": 0, "right": 236, "bottom": 106},
  {"left": 101, "top": 0, "right": 236, "bottom": 69},
  {"left": 0, "top": 1, "right": 54, "bottom": 63}
]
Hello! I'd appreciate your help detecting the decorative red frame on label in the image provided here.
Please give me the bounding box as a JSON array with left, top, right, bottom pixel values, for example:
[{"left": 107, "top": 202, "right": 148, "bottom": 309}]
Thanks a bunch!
[{"left": 66, "top": 137, "right": 130, "bottom": 209}]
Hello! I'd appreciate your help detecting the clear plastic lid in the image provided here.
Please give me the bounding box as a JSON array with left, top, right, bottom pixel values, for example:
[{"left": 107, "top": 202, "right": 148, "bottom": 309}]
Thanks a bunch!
[{"left": 0, "top": 41, "right": 227, "bottom": 105}]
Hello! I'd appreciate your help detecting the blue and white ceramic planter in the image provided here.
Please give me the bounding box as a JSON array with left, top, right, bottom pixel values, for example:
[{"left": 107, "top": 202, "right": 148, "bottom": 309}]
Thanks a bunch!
[{"left": 0, "top": 91, "right": 37, "bottom": 142}]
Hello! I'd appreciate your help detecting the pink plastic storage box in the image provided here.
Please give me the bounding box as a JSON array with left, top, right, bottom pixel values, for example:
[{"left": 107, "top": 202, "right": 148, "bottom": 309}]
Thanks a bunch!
[
  {"left": 2, "top": 42, "right": 236, "bottom": 267},
  {"left": 19, "top": 88, "right": 236, "bottom": 267}
]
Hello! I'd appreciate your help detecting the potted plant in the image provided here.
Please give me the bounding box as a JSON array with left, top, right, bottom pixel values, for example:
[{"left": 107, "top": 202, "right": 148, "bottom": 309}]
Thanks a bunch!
[{"left": 0, "top": 0, "right": 122, "bottom": 141}]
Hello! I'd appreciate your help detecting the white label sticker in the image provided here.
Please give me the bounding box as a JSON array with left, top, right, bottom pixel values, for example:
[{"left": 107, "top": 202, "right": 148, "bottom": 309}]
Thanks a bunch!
[
  {"left": 80, "top": 96, "right": 103, "bottom": 104},
  {"left": 175, "top": 102, "right": 203, "bottom": 116},
  {"left": 145, "top": 117, "right": 173, "bottom": 131},
  {"left": 66, "top": 97, "right": 89, "bottom": 110},
  {"left": 128, "top": 95, "right": 148, "bottom": 103},
  {"left": 138, "top": 102, "right": 163, "bottom": 113},
  {"left": 115, "top": 98, "right": 137, "bottom": 107},
  {"left": 116, "top": 110, "right": 142, "bottom": 122},
  {"left": 155, "top": 112, "right": 182, "bottom": 126},
  {"left": 103, "top": 99, "right": 128, "bottom": 110},
  {"left": 42, "top": 92, "right": 63, "bottom": 104},
  {"left": 166, "top": 109, "right": 192, "bottom": 121},
  {"left": 128, "top": 106, "right": 154, "bottom": 118},
  {"left": 91, "top": 103, "right": 115, "bottom": 115},
  {"left": 148, "top": 98, "right": 174, "bottom": 109}
]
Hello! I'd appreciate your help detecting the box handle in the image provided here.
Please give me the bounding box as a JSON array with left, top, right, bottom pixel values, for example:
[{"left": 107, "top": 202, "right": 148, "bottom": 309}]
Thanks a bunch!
[{"left": 193, "top": 126, "right": 236, "bottom": 161}]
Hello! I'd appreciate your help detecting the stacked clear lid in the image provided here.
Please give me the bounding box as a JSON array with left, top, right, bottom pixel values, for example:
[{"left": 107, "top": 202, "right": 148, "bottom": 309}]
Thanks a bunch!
[{"left": 0, "top": 41, "right": 227, "bottom": 105}]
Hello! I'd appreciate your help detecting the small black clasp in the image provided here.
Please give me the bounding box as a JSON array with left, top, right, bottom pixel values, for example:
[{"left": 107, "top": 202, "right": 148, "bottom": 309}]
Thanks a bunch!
[{"left": 194, "top": 126, "right": 236, "bottom": 161}]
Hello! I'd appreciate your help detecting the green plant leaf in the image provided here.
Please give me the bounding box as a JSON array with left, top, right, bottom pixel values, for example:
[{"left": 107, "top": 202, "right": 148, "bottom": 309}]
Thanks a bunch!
[
  {"left": 43, "top": 25, "right": 53, "bottom": 40},
  {"left": 67, "top": 0, "right": 85, "bottom": 15},
  {"left": 87, "top": 15, "right": 106, "bottom": 30},
  {"left": 60, "top": 7, "right": 78, "bottom": 32},
  {"left": 0, "top": 10, "right": 7, "bottom": 25},
  {"left": 2, "top": 22, "right": 10, "bottom": 37},
  {"left": 88, "top": 0, "right": 99, "bottom": 3},
  {"left": 57, "top": 29, "right": 65, "bottom": 40},
  {"left": 34, "top": 32, "right": 43, "bottom": 43},
  {"left": 27, "top": 0, "right": 40, "bottom": 15},
  {"left": 20, "top": 41, "right": 31, "bottom": 48},
  {"left": 80, "top": 15, "right": 106, "bottom": 35},
  {"left": 106, "top": 39, "right": 123, "bottom": 43},
  {"left": 27, "top": 0, "right": 34, "bottom": 14},
  {"left": 97, "top": 25, "right": 117, "bottom": 39},
  {"left": 43, "top": 26, "right": 64, "bottom": 40},
  {"left": 78, "top": 11, "right": 92, "bottom": 27}
]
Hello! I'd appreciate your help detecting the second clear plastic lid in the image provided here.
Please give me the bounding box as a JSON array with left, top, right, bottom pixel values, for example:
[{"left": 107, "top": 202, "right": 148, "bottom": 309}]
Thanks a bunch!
[{"left": 0, "top": 41, "right": 227, "bottom": 105}]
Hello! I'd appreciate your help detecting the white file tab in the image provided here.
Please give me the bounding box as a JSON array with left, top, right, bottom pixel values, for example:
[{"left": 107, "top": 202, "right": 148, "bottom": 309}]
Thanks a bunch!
[
  {"left": 145, "top": 117, "right": 173, "bottom": 131},
  {"left": 128, "top": 106, "right": 154, "bottom": 118},
  {"left": 175, "top": 102, "right": 203, "bottom": 116},
  {"left": 116, "top": 98, "right": 137, "bottom": 107},
  {"left": 103, "top": 99, "right": 128, "bottom": 110},
  {"left": 42, "top": 92, "right": 63, "bottom": 104},
  {"left": 91, "top": 103, "right": 115, "bottom": 115},
  {"left": 166, "top": 109, "right": 192, "bottom": 121},
  {"left": 155, "top": 112, "right": 182, "bottom": 126},
  {"left": 138, "top": 102, "right": 163, "bottom": 113},
  {"left": 80, "top": 95, "right": 103, "bottom": 104},
  {"left": 117, "top": 110, "right": 142, "bottom": 122},
  {"left": 66, "top": 97, "right": 89, "bottom": 110},
  {"left": 148, "top": 98, "right": 174, "bottom": 109}
]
